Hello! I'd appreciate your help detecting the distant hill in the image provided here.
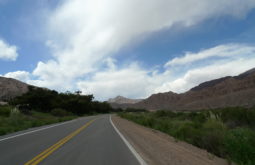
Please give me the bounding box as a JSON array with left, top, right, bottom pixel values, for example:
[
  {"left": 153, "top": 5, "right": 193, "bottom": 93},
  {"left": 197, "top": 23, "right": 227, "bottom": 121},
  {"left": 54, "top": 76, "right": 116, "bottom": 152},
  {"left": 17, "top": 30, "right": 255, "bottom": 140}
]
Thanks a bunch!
[
  {"left": 0, "top": 77, "right": 29, "bottom": 101},
  {"left": 113, "top": 68, "right": 255, "bottom": 111},
  {"left": 108, "top": 96, "right": 143, "bottom": 104}
]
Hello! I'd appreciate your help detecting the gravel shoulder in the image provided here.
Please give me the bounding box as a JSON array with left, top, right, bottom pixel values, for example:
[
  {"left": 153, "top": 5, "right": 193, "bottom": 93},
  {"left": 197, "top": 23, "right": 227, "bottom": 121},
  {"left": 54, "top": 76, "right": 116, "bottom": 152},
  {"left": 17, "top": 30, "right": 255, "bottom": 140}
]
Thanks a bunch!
[{"left": 112, "top": 115, "right": 231, "bottom": 165}]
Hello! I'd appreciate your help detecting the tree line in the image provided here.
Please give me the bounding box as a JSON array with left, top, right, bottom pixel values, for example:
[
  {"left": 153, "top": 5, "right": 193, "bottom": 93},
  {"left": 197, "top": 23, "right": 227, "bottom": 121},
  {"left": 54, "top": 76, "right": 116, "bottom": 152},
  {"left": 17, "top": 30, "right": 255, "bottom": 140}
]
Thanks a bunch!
[{"left": 10, "top": 86, "right": 114, "bottom": 116}]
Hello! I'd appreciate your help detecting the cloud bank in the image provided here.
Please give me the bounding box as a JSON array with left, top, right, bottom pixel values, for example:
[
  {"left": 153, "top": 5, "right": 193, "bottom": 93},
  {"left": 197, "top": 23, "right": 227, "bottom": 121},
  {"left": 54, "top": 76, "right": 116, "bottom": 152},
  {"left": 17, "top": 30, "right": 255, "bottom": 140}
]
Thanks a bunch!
[
  {"left": 165, "top": 44, "right": 255, "bottom": 67},
  {"left": 77, "top": 44, "right": 255, "bottom": 99},
  {"left": 0, "top": 39, "right": 19, "bottom": 61},
  {"left": 4, "top": 71, "right": 30, "bottom": 82},
  {"left": 4, "top": 0, "right": 255, "bottom": 100}
]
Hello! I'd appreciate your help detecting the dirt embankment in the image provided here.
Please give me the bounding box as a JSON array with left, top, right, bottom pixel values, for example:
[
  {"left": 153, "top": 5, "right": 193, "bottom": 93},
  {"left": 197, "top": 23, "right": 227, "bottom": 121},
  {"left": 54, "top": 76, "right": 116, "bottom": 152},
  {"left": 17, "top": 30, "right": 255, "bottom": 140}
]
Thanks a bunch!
[{"left": 112, "top": 115, "right": 232, "bottom": 165}]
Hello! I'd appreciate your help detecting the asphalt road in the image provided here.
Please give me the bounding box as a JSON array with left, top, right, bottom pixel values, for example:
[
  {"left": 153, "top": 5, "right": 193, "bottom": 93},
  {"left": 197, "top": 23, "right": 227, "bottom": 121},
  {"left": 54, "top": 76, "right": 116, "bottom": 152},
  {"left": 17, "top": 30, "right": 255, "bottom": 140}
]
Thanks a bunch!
[{"left": 0, "top": 115, "right": 141, "bottom": 165}]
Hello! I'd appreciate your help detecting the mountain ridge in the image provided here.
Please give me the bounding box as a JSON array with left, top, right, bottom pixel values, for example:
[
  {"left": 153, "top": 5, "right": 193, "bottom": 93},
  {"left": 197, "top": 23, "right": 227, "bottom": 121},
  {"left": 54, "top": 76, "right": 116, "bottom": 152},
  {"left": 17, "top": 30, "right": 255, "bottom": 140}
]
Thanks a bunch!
[{"left": 111, "top": 68, "right": 255, "bottom": 111}]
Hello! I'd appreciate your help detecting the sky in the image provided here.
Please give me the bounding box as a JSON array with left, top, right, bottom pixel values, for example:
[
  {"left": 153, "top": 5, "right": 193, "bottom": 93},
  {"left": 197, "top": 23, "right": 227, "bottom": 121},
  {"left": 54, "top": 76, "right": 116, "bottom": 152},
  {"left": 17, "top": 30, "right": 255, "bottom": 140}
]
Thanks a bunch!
[{"left": 0, "top": 0, "right": 255, "bottom": 100}]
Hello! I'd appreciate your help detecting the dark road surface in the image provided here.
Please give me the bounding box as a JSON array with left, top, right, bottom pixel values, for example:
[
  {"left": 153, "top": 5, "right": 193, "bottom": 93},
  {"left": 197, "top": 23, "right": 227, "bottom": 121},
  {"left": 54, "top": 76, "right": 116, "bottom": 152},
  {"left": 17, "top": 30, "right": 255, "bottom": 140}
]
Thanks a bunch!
[{"left": 0, "top": 115, "right": 141, "bottom": 165}]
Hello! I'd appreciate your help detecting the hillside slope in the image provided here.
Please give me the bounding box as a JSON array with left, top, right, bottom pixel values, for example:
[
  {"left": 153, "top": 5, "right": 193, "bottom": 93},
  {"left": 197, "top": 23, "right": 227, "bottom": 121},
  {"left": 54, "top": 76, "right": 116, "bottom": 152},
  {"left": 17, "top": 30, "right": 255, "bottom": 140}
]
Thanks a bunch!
[
  {"left": 108, "top": 96, "right": 143, "bottom": 104},
  {"left": 114, "top": 68, "right": 255, "bottom": 111},
  {"left": 0, "top": 77, "right": 29, "bottom": 101}
]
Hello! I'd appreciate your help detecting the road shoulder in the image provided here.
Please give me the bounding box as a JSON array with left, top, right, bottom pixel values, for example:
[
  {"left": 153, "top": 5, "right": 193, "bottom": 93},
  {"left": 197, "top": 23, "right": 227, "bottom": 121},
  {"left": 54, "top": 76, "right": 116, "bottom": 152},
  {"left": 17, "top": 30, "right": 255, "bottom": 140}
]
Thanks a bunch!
[{"left": 112, "top": 115, "right": 230, "bottom": 165}]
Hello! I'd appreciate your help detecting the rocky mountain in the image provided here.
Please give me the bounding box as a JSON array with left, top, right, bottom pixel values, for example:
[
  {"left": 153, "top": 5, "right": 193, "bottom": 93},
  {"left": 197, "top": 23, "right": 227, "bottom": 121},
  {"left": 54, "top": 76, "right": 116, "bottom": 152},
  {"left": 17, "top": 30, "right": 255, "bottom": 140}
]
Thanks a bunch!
[
  {"left": 113, "top": 68, "right": 255, "bottom": 111},
  {"left": 0, "top": 77, "right": 29, "bottom": 101},
  {"left": 108, "top": 96, "right": 143, "bottom": 104}
]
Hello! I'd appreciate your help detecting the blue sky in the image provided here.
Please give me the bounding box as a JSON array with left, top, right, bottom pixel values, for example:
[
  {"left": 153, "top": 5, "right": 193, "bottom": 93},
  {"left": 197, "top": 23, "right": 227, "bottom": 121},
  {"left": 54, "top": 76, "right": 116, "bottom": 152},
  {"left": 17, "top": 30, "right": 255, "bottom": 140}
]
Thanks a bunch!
[
  {"left": 1, "top": 0, "right": 255, "bottom": 100},
  {"left": 116, "top": 10, "right": 255, "bottom": 68}
]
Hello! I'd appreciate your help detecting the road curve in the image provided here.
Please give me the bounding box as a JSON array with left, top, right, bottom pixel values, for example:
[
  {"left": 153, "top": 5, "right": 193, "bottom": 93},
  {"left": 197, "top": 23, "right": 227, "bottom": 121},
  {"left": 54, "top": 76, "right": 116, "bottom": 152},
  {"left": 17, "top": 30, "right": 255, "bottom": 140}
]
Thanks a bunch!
[{"left": 0, "top": 115, "right": 141, "bottom": 165}]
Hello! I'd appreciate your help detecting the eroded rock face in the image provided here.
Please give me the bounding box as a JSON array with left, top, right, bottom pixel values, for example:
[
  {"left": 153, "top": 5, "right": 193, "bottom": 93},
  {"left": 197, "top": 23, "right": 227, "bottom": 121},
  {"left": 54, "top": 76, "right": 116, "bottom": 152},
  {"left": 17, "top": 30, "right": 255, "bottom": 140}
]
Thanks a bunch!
[
  {"left": 0, "top": 77, "right": 29, "bottom": 101},
  {"left": 114, "top": 68, "right": 255, "bottom": 111}
]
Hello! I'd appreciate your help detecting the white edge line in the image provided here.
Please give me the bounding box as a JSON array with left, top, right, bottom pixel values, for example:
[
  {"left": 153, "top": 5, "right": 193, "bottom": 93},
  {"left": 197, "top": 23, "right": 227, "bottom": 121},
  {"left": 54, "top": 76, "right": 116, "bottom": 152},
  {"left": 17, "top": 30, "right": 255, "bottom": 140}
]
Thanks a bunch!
[
  {"left": 0, "top": 118, "right": 78, "bottom": 142},
  {"left": 110, "top": 115, "right": 147, "bottom": 165}
]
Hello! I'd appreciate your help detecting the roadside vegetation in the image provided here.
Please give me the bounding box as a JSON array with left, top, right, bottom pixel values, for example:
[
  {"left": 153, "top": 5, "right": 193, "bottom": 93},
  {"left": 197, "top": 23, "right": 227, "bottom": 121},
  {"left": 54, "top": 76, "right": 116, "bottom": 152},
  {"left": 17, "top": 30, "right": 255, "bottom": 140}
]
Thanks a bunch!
[
  {"left": 10, "top": 86, "right": 112, "bottom": 115},
  {"left": 118, "top": 107, "right": 255, "bottom": 165},
  {"left": 0, "top": 105, "right": 76, "bottom": 135},
  {"left": 0, "top": 86, "right": 114, "bottom": 136}
]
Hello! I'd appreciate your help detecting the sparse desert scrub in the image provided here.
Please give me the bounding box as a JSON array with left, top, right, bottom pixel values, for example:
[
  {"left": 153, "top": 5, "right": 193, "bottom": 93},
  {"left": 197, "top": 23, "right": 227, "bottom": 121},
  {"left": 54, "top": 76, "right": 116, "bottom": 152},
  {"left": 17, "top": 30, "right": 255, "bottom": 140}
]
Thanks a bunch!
[{"left": 118, "top": 107, "right": 255, "bottom": 165}]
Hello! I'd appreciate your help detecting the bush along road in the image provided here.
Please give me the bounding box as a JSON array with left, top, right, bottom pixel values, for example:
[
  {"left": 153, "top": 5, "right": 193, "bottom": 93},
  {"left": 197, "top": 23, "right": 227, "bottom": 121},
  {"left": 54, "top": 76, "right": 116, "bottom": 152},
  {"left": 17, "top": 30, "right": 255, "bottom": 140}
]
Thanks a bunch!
[{"left": 118, "top": 107, "right": 255, "bottom": 165}]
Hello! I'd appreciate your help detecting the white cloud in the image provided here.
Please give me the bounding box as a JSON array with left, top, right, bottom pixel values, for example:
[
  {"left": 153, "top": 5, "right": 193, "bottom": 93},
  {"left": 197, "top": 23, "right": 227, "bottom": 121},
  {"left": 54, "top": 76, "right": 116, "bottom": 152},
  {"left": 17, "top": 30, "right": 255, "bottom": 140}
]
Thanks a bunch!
[
  {"left": 0, "top": 39, "right": 19, "bottom": 61},
  {"left": 77, "top": 62, "right": 171, "bottom": 100},
  {"left": 156, "top": 58, "right": 255, "bottom": 94},
  {"left": 32, "top": 0, "right": 255, "bottom": 92},
  {"left": 4, "top": 71, "right": 30, "bottom": 82},
  {"left": 165, "top": 44, "right": 255, "bottom": 67},
  {"left": 77, "top": 64, "right": 150, "bottom": 99},
  {"left": 76, "top": 44, "right": 255, "bottom": 100},
  {"left": 4, "top": 42, "right": 254, "bottom": 100}
]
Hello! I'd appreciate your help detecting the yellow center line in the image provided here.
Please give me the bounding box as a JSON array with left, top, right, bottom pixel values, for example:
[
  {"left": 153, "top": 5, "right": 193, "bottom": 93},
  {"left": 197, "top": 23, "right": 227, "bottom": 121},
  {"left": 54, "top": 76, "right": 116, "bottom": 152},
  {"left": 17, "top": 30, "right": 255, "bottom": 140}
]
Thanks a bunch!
[{"left": 24, "top": 118, "right": 96, "bottom": 165}]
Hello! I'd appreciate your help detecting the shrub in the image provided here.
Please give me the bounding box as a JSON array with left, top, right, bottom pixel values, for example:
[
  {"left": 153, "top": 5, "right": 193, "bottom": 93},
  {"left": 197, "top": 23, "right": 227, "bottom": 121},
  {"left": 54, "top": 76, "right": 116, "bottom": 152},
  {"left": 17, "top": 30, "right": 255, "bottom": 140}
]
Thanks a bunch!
[
  {"left": 51, "top": 108, "right": 71, "bottom": 117},
  {"left": 154, "top": 120, "right": 171, "bottom": 132},
  {"left": 118, "top": 108, "right": 255, "bottom": 165},
  {"left": 8, "top": 111, "right": 25, "bottom": 128},
  {"left": 174, "top": 122, "right": 201, "bottom": 143},
  {"left": 0, "top": 127, "right": 13, "bottom": 135},
  {"left": 192, "top": 112, "right": 208, "bottom": 123},
  {"left": 217, "top": 107, "right": 255, "bottom": 128},
  {"left": 224, "top": 128, "right": 255, "bottom": 165},
  {"left": 155, "top": 110, "right": 174, "bottom": 118},
  {"left": 195, "top": 120, "right": 226, "bottom": 157},
  {"left": 0, "top": 106, "right": 11, "bottom": 117}
]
